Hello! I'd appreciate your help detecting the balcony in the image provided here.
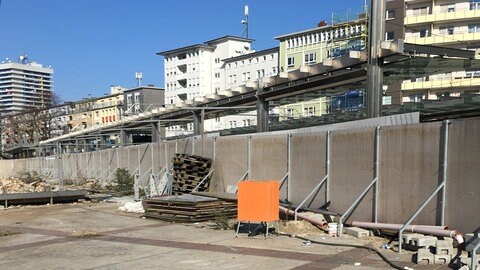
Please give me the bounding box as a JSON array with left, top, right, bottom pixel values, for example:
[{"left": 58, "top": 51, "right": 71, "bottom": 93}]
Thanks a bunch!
[
  {"left": 405, "top": 32, "right": 480, "bottom": 45},
  {"left": 402, "top": 77, "right": 480, "bottom": 92},
  {"left": 405, "top": 9, "right": 480, "bottom": 25}
]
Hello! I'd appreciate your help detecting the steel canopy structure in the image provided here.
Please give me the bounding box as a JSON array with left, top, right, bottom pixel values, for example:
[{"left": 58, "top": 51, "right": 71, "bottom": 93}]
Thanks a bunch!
[{"left": 31, "top": 40, "right": 479, "bottom": 155}]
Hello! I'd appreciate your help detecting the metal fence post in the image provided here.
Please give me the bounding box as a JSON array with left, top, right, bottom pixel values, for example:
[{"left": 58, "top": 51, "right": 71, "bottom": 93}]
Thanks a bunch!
[
  {"left": 325, "top": 131, "right": 331, "bottom": 205},
  {"left": 374, "top": 126, "right": 381, "bottom": 223},
  {"left": 287, "top": 133, "right": 292, "bottom": 201},
  {"left": 440, "top": 119, "right": 450, "bottom": 226}
]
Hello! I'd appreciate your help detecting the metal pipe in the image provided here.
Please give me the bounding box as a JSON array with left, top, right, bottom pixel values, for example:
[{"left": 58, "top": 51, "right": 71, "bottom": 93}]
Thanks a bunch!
[
  {"left": 279, "top": 205, "right": 327, "bottom": 228},
  {"left": 338, "top": 177, "right": 377, "bottom": 236},
  {"left": 352, "top": 221, "right": 464, "bottom": 244},
  {"left": 398, "top": 182, "right": 445, "bottom": 253},
  {"left": 294, "top": 175, "right": 328, "bottom": 221},
  {"left": 472, "top": 242, "right": 480, "bottom": 270}
]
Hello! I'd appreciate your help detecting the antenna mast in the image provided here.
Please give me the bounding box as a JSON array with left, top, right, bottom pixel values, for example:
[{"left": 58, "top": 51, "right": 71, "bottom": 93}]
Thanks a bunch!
[
  {"left": 242, "top": 5, "right": 249, "bottom": 39},
  {"left": 135, "top": 72, "right": 143, "bottom": 87}
]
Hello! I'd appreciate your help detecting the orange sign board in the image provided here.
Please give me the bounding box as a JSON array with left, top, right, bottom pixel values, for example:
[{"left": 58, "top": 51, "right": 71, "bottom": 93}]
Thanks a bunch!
[{"left": 237, "top": 180, "right": 279, "bottom": 222}]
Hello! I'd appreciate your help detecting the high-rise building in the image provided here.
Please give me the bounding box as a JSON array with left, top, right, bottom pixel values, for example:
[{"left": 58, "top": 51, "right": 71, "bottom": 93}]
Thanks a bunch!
[
  {"left": 385, "top": 0, "right": 480, "bottom": 103},
  {"left": 0, "top": 57, "right": 54, "bottom": 114}
]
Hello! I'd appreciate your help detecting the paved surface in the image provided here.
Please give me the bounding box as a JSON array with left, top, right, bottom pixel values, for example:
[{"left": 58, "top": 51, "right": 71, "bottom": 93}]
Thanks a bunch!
[{"left": 0, "top": 201, "right": 453, "bottom": 270}]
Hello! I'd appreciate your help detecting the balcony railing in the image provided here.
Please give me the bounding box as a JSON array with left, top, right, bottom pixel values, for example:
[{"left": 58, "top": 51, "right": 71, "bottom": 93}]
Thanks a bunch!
[
  {"left": 405, "top": 32, "right": 480, "bottom": 45},
  {"left": 405, "top": 8, "right": 480, "bottom": 25},
  {"left": 402, "top": 77, "right": 480, "bottom": 91}
]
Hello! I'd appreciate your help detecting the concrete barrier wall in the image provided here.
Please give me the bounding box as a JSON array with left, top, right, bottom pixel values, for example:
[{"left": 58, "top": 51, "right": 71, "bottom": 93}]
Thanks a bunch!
[
  {"left": 446, "top": 118, "right": 480, "bottom": 233},
  {"left": 1, "top": 117, "right": 478, "bottom": 232},
  {"left": 212, "top": 136, "right": 248, "bottom": 192},
  {"left": 330, "top": 128, "right": 376, "bottom": 223},
  {"left": 289, "top": 132, "right": 327, "bottom": 208},
  {"left": 379, "top": 122, "right": 442, "bottom": 226}
]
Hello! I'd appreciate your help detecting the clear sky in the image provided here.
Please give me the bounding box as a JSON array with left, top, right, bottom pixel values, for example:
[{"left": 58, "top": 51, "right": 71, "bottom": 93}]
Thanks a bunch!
[{"left": 0, "top": 0, "right": 364, "bottom": 102}]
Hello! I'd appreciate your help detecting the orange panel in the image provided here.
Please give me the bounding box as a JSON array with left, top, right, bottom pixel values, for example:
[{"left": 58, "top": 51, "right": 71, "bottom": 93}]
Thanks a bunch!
[{"left": 237, "top": 180, "right": 279, "bottom": 222}]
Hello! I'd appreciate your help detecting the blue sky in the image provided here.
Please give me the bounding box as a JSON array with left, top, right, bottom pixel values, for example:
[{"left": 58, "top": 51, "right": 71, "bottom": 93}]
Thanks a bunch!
[{"left": 0, "top": 0, "right": 364, "bottom": 102}]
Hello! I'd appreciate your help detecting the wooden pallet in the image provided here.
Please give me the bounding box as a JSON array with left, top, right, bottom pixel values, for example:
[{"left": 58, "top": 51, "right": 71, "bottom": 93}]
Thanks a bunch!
[
  {"left": 142, "top": 194, "right": 237, "bottom": 223},
  {"left": 171, "top": 153, "right": 213, "bottom": 195}
]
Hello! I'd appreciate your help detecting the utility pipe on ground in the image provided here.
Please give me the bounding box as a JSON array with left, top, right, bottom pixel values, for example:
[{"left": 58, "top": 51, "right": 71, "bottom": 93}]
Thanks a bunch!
[{"left": 351, "top": 221, "right": 464, "bottom": 244}]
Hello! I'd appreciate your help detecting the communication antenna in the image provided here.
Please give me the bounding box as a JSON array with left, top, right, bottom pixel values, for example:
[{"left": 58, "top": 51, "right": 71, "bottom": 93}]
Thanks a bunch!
[
  {"left": 241, "top": 5, "right": 249, "bottom": 39},
  {"left": 135, "top": 72, "right": 143, "bottom": 87}
]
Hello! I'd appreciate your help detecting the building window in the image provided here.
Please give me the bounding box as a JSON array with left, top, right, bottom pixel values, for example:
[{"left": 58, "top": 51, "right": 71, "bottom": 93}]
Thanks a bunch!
[
  {"left": 214, "top": 58, "right": 220, "bottom": 64},
  {"left": 286, "top": 108, "right": 294, "bottom": 118},
  {"left": 419, "top": 29, "right": 428, "bottom": 38},
  {"left": 385, "top": 31, "right": 394, "bottom": 40},
  {"left": 304, "top": 52, "right": 316, "bottom": 64},
  {"left": 412, "top": 6, "right": 428, "bottom": 15},
  {"left": 304, "top": 107, "right": 315, "bottom": 117},
  {"left": 471, "top": 0, "right": 480, "bottom": 10},
  {"left": 287, "top": 57, "right": 295, "bottom": 67},
  {"left": 386, "top": 9, "right": 395, "bottom": 19},
  {"left": 468, "top": 24, "right": 480, "bottom": 33},
  {"left": 439, "top": 26, "right": 454, "bottom": 35},
  {"left": 440, "top": 4, "right": 455, "bottom": 13},
  {"left": 271, "top": 67, "right": 277, "bottom": 75},
  {"left": 214, "top": 72, "right": 220, "bottom": 78}
]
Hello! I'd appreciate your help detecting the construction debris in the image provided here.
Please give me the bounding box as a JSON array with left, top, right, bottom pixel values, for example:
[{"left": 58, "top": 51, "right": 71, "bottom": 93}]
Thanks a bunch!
[
  {"left": 2, "top": 177, "right": 50, "bottom": 194},
  {"left": 118, "top": 201, "right": 145, "bottom": 213},
  {"left": 142, "top": 194, "right": 236, "bottom": 223},
  {"left": 172, "top": 154, "right": 212, "bottom": 195}
]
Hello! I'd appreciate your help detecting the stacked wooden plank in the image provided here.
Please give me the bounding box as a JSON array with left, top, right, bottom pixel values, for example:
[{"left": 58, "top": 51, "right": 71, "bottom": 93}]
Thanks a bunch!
[
  {"left": 142, "top": 194, "right": 237, "bottom": 223},
  {"left": 172, "top": 154, "right": 212, "bottom": 195}
]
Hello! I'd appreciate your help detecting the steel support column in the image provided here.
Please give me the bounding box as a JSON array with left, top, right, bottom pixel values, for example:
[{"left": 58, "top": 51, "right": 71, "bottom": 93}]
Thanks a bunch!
[
  {"left": 256, "top": 97, "right": 269, "bottom": 133},
  {"left": 366, "top": 0, "right": 385, "bottom": 118},
  {"left": 151, "top": 121, "right": 159, "bottom": 143},
  {"left": 193, "top": 111, "right": 202, "bottom": 136}
]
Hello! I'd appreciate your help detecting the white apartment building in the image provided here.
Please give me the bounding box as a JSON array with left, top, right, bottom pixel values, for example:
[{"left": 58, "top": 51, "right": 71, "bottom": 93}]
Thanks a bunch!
[
  {"left": 158, "top": 36, "right": 254, "bottom": 106},
  {"left": 205, "top": 47, "right": 279, "bottom": 131},
  {"left": 0, "top": 57, "right": 53, "bottom": 114}
]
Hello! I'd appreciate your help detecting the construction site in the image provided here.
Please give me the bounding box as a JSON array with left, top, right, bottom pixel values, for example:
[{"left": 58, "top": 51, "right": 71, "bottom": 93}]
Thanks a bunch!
[{"left": 1, "top": 1, "right": 480, "bottom": 270}]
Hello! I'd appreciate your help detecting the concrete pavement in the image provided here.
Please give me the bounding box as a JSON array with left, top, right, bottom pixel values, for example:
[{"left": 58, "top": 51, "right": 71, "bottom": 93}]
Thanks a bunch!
[{"left": 0, "top": 201, "right": 451, "bottom": 270}]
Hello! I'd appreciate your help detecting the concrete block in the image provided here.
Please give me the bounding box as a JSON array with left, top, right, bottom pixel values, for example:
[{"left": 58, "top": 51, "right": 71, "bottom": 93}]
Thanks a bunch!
[
  {"left": 402, "top": 233, "right": 424, "bottom": 245},
  {"left": 434, "top": 254, "right": 452, "bottom": 264},
  {"left": 344, "top": 227, "right": 369, "bottom": 238},
  {"left": 412, "top": 236, "right": 437, "bottom": 247},
  {"left": 459, "top": 257, "right": 480, "bottom": 269},
  {"left": 436, "top": 240, "right": 454, "bottom": 255},
  {"left": 416, "top": 248, "right": 434, "bottom": 265}
]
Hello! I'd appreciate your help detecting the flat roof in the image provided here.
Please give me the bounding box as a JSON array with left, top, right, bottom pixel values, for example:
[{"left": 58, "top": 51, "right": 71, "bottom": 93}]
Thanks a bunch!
[
  {"left": 222, "top": 47, "right": 279, "bottom": 63},
  {"left": 205, "top": 35, "right": 254, "bottom": 45},
  {"left": 157, "top": 35, "right": 254, "bottom": 56},
  {"left": 156, "top": 44, "right": 215, "bottom": 56},
  {"left": 274, "top": 18, "right": 366, "bottom": 40}
]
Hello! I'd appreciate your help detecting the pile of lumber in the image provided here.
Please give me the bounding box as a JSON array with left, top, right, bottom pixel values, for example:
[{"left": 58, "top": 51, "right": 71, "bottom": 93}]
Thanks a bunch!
[
  {"left": 142, "top": 194, "right": 237, "bottom": 222},
  {"left": 172, "top": 154, "right": 212, "bottom": 195}
]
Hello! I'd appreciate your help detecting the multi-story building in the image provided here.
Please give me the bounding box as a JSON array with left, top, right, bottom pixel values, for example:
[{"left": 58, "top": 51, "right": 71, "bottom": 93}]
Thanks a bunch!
[
  {"left": 0, "top": 57, "right": 53, "bottom": 114},
  {"left": 223, "top": 47, "right": 279, "bottom": 89},
  {"left": 274, "top": 15, "right": 367, "bottom": 121},
  {"left": 123, "top": 86, "right": 164, "bottom": 116},
  {"left": 275, "top": 17, "right": 366, "bottom": 72},
  {"left": 67, "top": 94, "right": 123, "bottom": 131},
  {"left": 158, "top": 36, "right": 254, "bottom": 106},
  {"left": 385, "top": 0, "right": 480, "bottom": 103}
]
